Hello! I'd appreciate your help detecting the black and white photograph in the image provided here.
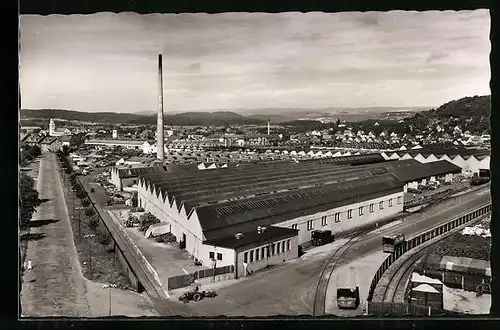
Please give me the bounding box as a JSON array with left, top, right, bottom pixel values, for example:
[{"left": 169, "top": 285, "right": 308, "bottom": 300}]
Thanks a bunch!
[{"left": 19, "top": 9, "right": 493, "bottom": 318}]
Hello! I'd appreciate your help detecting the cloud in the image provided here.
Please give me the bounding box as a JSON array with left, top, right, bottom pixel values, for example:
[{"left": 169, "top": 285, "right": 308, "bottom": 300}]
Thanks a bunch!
[
  {"left": 187, "top": 62, "right": 201, "bottom": 71},
  {"left": 20, "top": 10, "right": 490, "bottom": 112},
  {"left": 426, "top": 51, "right": 450, "bottom": 63}
]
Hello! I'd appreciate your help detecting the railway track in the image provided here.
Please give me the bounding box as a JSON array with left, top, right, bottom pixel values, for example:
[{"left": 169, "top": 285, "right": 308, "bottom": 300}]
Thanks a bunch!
[
  {"left": 312, "top": 228, "right": 372, "bottom": 316},
  {"left": 377, "top": 213, "right": 490, "bottom": 306}
]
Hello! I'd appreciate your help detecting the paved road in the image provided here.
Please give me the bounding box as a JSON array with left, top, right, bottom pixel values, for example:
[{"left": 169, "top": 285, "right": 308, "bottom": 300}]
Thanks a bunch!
[
  {"left": 187, "top": 186, "right": 491, "bottom": 317},
  {"left": 20, "top": 153, "right": 90, "bottom": 317}
]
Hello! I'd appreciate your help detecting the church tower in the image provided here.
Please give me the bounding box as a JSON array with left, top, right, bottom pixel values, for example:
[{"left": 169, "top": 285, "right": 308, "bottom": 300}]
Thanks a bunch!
[{"left": 49, "top": 119, "right": 56, "bottom": 136}]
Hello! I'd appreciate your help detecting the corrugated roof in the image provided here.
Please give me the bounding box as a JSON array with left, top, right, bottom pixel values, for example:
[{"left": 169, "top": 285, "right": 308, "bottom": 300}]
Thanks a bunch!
[
  {"left": 117, "top": 165, "right": 166, "bottom": 178},
  {"left": 197, "top": 173, "right": 404, "bottom": 240},
  {"left": 85, "top": 139, "right": 145, "bottom": 146},
  {"left": 358, "top": 159, "right": 461, "bottom": 183},
  {"left": 204, "top": 226, "right": 298, "bottom": 250}
]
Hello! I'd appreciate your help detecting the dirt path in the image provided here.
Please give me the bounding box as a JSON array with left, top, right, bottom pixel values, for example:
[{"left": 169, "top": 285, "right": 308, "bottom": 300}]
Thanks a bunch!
[{"left": 20, "top": 153, "right": 90, "bottom": 317}]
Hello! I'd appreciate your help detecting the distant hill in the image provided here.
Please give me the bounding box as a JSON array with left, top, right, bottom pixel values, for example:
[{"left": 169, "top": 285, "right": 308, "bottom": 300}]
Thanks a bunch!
[
  {"left": 430, "top": 95, "right": 490, "bottom": 118},
  {"left": 20, "top": 109, "right": 265, "bottom": 126}
]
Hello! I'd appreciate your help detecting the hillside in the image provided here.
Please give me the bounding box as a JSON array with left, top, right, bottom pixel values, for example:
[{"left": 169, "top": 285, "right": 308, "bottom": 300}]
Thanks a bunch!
[
  {"left": 20, "top": 109, "right": 265, "bottom": 126},
  {"left": 424, "top": 95, "right": 491, "bottom": 119}
]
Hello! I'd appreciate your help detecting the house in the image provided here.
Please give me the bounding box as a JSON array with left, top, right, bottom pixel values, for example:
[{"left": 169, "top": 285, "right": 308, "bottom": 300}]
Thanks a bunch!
[
  {"left": 49, "top": 119, "right": 72, "bottom": 137},
  {"left": 40, "top": 136, "right": 63, "bottom": 152}
]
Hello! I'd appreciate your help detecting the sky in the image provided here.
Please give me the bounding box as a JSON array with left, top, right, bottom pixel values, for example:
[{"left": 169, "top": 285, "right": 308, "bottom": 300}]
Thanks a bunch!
[{"left": 20, "top": 10, "right": 491, "bottom": 113}]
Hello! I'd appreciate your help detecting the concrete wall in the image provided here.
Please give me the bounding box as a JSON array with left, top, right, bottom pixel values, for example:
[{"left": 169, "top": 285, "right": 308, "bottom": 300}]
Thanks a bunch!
[
  {"left": 137, "top": 179, "right": 205, "bottom": 265},
  {"left": 235, "top": 235, "right": 299, "bottom": 278},
  {"left": 110, "top": 168, "right": 122, "bottom": 190},
  {"left": 199, "top": 245, "right": 236, "bottom": 268},
  {"left": 275, "top": 191, "right": 404, "bottom": 245}
]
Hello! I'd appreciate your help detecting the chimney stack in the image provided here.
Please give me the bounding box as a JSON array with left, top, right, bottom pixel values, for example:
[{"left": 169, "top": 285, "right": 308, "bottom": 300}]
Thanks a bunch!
[
  {"left": 267, "top": 120, "right": 270, "bottom": 135},
  {"left": 157, "top": 54, "right": 165, "bottom": 160}
]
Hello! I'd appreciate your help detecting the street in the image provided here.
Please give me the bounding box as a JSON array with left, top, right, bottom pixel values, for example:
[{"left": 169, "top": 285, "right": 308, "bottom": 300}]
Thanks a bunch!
[
  {"left": 20, "top": 153, "right": 90, "bottom": 317},
  {"left": 186, "top": 185, "right": 491, "bottom": 316}
]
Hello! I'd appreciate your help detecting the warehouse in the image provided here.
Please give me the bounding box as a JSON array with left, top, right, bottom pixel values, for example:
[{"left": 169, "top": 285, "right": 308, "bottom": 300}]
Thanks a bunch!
[
  {"left": 381, "top": 146, "right": 490, "bottom": 176},
  {"left": 136, "top": 159, "right": 405, "bottom": 275},
  {"left": 305, "top": 157, "right": 462, "bottom": 192}
]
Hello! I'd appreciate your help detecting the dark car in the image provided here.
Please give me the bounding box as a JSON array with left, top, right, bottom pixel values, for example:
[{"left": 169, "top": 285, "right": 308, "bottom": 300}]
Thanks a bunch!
[{"left": 311, "top": 230, "right": 335, "bottom": 246}]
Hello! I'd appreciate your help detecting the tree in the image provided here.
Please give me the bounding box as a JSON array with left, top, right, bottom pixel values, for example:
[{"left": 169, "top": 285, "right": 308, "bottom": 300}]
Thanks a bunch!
[
  {"left": 76, "top": 190, "right": 87, "bottom": 200},
  {"left": 28, "top": 145, "right": 41, "bottom": 158},
  {"left": 81, "top": 198, "right": 90, "bottom": 208},
  {"left": 19, "top": 172, "right": 42, "bottom": 229},
  {"left": 62, "top": 145, "right": 70, "bottom": 155},
  {"left": 85, "top": 207, "right": 95, "bottom": 219},
  {"left": 70, "top": 134, "right": 85, "bottom": 147}
]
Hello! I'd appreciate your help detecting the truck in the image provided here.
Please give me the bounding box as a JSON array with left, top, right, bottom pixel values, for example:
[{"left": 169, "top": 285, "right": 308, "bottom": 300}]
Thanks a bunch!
[
  {"left": 336, "top": 268, "right": 360, "bottom": 309},
  {"left": 311, "top": 230, "right": 335, "bottom": 246}
]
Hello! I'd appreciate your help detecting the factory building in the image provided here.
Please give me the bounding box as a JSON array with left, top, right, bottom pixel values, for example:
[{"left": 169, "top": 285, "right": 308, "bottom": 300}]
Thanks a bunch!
[
  {"left": 136, "top": 156, "right": 407, "bottom": 276},
  {"left": 381, "top": 146, "right": 490, "bottom": 177},
  {"left": 304, "top": 157, "right": 462, "bottom": 193}
]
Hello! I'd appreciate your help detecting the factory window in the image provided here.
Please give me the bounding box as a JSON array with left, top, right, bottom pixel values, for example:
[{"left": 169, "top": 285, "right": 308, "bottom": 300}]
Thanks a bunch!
[
  {"left": 255, "top": 249, "right": 260, "bottom": 261},
  {"left": 287, "top": 239, "right": 291, "bottom": 250},
  {"left": 347, "top": 209, "right": 353, "bottom": 219},
  {"left": 321, "top": 216, "right": 327, "bottom": 226},
  {"left": 359, "top": 206, "right": 364, "bottom": 216},
  {"left": 379, "top": 201, "right": 384, "bottom": 210},
  {"left": 397, "top": 196, "right": 402, "bottom": 204},
  {"left": 249, "top": 250, "right": 254, "bottom": 263},
  {"left": 282, "top": 241, "right": 286, "bottom": 252},
  {"left": 277, "top": 242, "right": 281, "bottom": 254},
  {"left": 244, "top": 252, "right": 248, "bottom": 263},
  {"left": 209, "top": 251, "right": 215, "bottom": 260},
  {"left": 271, "top": 244, "right": 276, "bottom": 255},
  {"left": 334, "top": 213, "right": 340, "bottom": 223},
  {"left": 307, "top": 220, "right": 314, "bottom": 230},
  {"left": 291, "top": 224, "right": 298, "bottom": 230},
  {"left": 389, "top": 198, "right": 393, "bottom": 207},
  {"left": 370, "top": 203, "right": 374, "bottom": 212},
  {"left": 217, "top": 253, "right": 222, "bottom": 261},
  {"left": 261, "top": 247, "right": 266, "bottom": 258}
]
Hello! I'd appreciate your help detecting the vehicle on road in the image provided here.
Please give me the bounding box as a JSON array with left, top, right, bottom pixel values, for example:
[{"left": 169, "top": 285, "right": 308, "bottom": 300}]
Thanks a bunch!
[
  {"left": 382, "top": 233, "right": 406, "bottom": 253},
  {"left": 178, "top": 285, "right": 217, "bottom": 303},
  {"left": 336, "top": 269, "right": 360, "bottom": 309},
  {"left": 471, "top": 176, "right": 490, "bottom": 186},
  {"left": 311, "top": 230, "right": 335, "bottom": 246},
  {"left": 337, "top": 287, "right": 360, "bottom": 309}
]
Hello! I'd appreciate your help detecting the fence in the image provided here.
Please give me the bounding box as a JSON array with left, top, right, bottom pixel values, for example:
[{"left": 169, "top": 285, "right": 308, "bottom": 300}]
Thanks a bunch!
[
  {"left": 167, "top": 265, "right": 235, "bottom": 291},
  {"left": 367, "top": 301, "right": 443, "bottom": 316},
  {"left": 367, "top": 203, "right": 492, "bottom": 302},
  {"left": 403, "top": 185, "right": 466, "bottom": 209}
]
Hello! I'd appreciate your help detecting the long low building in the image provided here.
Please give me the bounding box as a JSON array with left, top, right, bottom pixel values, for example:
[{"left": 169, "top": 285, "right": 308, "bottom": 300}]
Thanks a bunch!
[
  {"left": 381, "top": 146, "right": 490, "bottom": 176},
  {"left": 136, "top": 158, "right": 407, "bottom": 277}
]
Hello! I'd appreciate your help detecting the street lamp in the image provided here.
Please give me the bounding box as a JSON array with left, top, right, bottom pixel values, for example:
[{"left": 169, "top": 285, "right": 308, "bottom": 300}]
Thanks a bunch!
[
  {"left": 84, "top": 234, "right": 95, "bottom": 273},
  {"left": 102, "top": 283, "right": 118, "bottom": 316}
]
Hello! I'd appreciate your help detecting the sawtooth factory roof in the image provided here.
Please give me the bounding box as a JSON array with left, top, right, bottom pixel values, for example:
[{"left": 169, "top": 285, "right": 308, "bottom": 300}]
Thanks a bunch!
[{"left": 138, "top": 155, "right": 461, "bottom": 241}]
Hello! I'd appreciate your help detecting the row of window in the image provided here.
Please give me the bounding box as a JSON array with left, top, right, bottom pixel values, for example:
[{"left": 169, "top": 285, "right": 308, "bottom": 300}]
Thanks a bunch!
[
  {"left": 209, "top": 251, "right": 223, "bottom": 261},
  {"left": 291, "top": 196, "right": 402, "bottom": 231},
  {"left": 243, "top": 239, "right": 292, "bottom": 264}
]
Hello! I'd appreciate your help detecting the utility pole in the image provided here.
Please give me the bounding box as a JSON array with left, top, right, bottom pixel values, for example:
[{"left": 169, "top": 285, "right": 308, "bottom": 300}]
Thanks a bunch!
[{"left": 84, "top": 234, "right": 95, "bottom": 273}]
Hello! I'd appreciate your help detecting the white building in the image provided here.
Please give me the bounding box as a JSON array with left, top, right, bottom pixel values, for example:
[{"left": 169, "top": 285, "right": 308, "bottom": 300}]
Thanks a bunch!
[
  {"left": 49, "top": 119, "right": 72, "bottom": 137},
  {"left": 136, "top": 159, "right": 406, "bottom": 277},
  {"left": 85, "top": 139, "right": 161, "bottom": 155}
]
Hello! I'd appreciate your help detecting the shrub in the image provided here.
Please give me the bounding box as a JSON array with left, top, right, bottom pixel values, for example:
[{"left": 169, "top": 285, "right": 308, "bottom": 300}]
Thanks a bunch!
[
  {"left": 98, "top": 233, "right": 112, "bottom": 245},
  {"left": 138, "top": 213, "right": 160, "bottom": 232},
  {"left": 76, "top": 190, "right": 87, "bottom": 200},
  {"left": 90, "top": 188, "right": 95, "bottom": 193},
  {"left": 85, "top": 207, "right": 95, "bottom": 218},
  {"left": 89, "top": 218, "right": 99, "bottom": 231},
  {"left": 81, "top": 198, "right": 90, "bottom": 207}
]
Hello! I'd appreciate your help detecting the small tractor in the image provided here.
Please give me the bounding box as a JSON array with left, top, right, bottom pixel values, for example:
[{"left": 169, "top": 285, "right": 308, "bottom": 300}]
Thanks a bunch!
[{"left": 178, "top": 285, "right": 217, "bottom": 303}]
